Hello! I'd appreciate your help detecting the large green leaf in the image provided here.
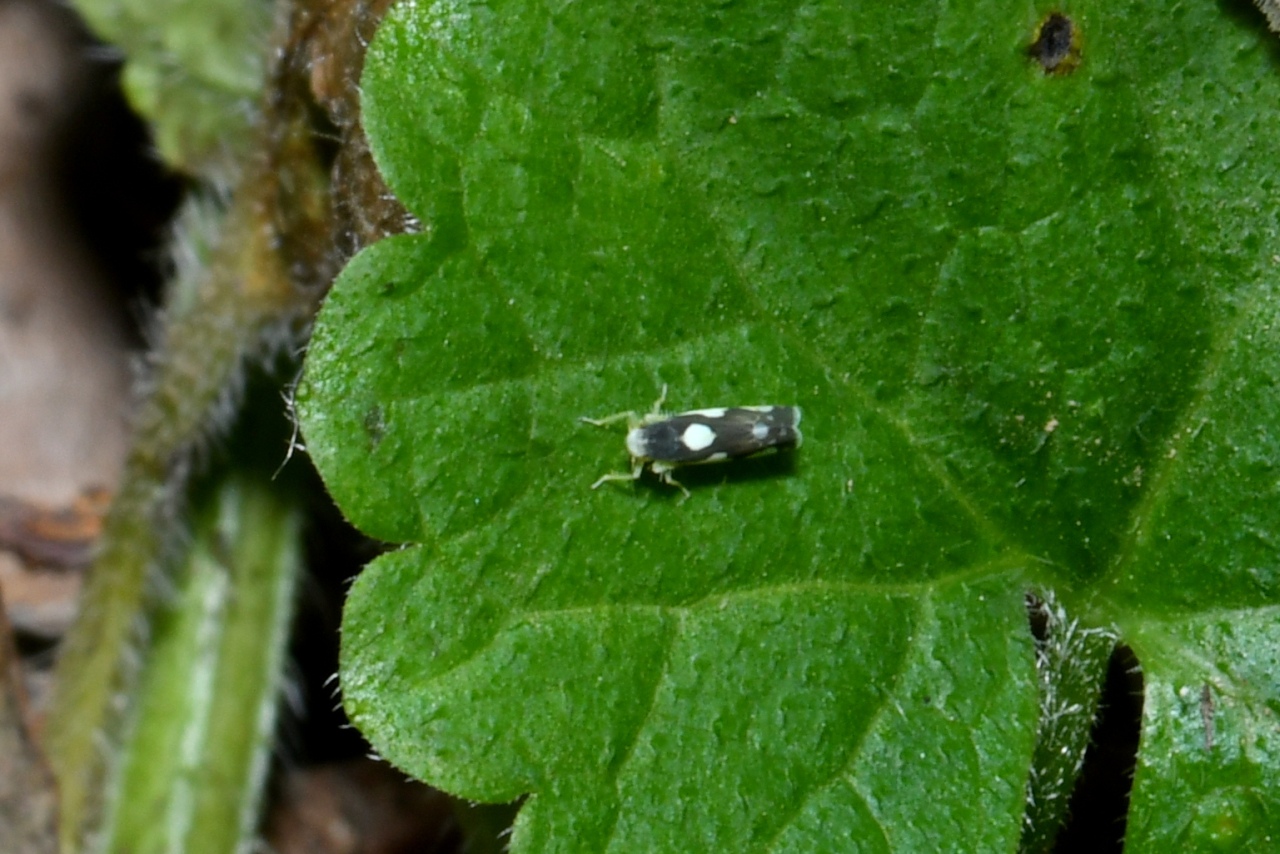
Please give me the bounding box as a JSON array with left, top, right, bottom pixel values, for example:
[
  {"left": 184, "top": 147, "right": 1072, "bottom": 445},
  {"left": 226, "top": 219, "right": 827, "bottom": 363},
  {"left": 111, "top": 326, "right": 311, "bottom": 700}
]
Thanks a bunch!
[{"left": 297, "top": 1, "right": 1280, "bottom": 849}]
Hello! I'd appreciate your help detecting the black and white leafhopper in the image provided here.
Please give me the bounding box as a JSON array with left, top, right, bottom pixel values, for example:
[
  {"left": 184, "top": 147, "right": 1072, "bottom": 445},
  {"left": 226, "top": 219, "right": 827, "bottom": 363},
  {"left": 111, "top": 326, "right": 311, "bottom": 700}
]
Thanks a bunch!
[{"left": 581, "top": 386, "right": 802, "bottom": 497}]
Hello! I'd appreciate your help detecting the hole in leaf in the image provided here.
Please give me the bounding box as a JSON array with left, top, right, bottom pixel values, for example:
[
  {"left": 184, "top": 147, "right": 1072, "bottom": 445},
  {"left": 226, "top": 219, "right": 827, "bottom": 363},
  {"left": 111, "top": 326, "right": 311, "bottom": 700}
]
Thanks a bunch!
[
  {"left": 1052, "top": 643, "right": 1143, "bottom": 852},
  {"left": 1028, "top": 13, "right": 1082, "bottom": 75}
]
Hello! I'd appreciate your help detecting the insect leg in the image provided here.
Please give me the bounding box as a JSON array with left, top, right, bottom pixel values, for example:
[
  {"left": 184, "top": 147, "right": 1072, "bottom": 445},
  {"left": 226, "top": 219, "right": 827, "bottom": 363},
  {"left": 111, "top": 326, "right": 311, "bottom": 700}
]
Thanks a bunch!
[
  {"left": 580, "top": 411, "right": 639, "bottom": 428},
  {"left": 590, "top": 460, "right": 646, "bottom": 490},
  {"left": 648, "top": 384, "right": 669, "bottom": 416},
  {"left": 655, "top": 465, "right": 691, "bottom": 499}
]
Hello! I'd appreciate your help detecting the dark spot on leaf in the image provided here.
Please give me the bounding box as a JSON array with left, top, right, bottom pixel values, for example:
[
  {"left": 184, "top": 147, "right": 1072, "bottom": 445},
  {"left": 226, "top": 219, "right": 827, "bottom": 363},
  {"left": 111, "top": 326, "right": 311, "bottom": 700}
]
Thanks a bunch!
[
  {"left": 377, "top": 277, "right": 423, "bottom": 299},
  {"left": 809, "top": 292, "right": 840, "bottom": 311},
  {"left": 1028, "top": 13, "right": 1082, "bottom": 75}
]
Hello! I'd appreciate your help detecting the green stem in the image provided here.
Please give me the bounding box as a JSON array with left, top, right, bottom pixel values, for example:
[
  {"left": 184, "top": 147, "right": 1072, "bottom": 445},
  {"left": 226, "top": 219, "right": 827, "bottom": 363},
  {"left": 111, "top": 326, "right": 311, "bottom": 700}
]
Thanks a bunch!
[{"left": 105, "top": 474, "right": 301, "bottom": 854}]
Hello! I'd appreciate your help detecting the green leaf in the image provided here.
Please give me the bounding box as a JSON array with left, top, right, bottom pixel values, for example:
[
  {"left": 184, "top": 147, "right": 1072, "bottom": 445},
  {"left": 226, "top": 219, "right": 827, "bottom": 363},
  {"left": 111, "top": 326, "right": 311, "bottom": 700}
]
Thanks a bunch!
[{"left": 298, "top": 1, "right": 1280, "bottom": 849}]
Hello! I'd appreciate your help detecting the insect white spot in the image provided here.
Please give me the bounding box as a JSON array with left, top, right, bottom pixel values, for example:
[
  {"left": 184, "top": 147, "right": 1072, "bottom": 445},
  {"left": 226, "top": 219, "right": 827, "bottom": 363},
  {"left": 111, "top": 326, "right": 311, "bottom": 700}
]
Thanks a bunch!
[
  {"left": 681, "top": 422, "right": 717, "bottom": 452},
  {"left": 685, "top": 407, "right": 727, "bottom": 418},
  {"left": 751, "top": 421, "right": 770, "bottom": 441}
]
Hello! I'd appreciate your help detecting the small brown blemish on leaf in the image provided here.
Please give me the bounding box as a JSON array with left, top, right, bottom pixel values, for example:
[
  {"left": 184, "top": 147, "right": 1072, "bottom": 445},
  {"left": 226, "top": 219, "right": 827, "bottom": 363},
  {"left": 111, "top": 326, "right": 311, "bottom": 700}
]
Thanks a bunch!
[
  {"left": 363, "top": 405, "right": 386, "bottom": 448},
  {"left": 1028, "top": 12, "right": 1082, "bottom": 75},
  {"left": 1200, "top": 683, "right": 1215, "bottom": 751}
]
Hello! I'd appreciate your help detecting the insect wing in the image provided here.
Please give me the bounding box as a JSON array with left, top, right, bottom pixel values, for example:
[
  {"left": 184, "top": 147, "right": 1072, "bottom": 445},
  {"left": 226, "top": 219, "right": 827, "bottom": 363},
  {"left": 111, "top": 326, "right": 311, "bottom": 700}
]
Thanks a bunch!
[{"left": 640, "top": 406, "right": 801, "bottom": 464}]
